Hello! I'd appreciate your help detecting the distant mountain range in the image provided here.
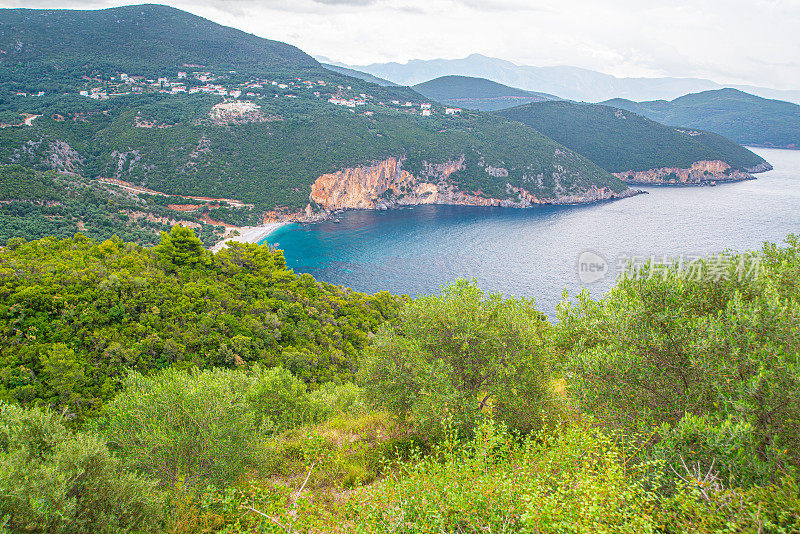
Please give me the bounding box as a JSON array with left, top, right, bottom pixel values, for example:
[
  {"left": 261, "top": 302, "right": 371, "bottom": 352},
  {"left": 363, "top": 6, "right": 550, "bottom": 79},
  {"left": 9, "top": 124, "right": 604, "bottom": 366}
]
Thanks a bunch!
[
  {"left": 330, "top": 54, "right": 800, "bottom": 104},
  {"left": 412, "top": 76, "right": 559, "bottom": 111},
  {"left": 322, "top": 63, "right": 398, "bottom": 86},
  {"left": 497, "top": 101, "right": 770, "bottom": 183},
  {"left": 605, "top": 89, "right": 800, "bottom": 150}
]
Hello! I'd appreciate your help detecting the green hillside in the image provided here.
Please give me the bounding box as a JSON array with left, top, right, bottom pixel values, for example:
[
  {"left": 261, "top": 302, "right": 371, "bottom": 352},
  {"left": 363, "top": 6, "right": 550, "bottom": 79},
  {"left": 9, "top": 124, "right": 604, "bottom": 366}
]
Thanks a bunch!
[
  {"left": 0, "top": 229, "right": 403, "bottom": 418},
  {"left": 604, "top": 88, "right": 800, "bottom": 149},
  {"left": 0, "top": 4, "right": 318, "bottom": 86},
  {"left": 0, "top": 163, "right": 242, "bottom": 246},
  {"left": 497, "top": 100, "right": 769, "bottom": 173},
  {"left": 413, "top": 75, "right": 560, "bottom": 111},
  {"left": 0, "top": 5, "right": 627, "bottom": 223}
]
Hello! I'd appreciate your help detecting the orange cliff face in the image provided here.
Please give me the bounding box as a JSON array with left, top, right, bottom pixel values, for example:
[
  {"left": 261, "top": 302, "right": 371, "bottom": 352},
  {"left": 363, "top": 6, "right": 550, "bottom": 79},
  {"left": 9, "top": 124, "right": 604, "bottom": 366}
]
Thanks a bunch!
[
  {"left": 614, "top": 160, "right": 754, "bottom": 185},
  {"left": 309, "top": 157, "right": 418, "bottom": 210},
  {"left": 307, "top": 156, "right": 638, "bottom": 216}
]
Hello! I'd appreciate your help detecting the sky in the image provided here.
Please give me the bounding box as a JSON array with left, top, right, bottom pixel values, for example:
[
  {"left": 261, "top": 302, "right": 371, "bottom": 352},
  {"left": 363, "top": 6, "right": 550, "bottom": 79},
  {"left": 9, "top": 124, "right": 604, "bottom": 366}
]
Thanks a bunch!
[{"left": 2, "top": 0, "right": 799, "bottom": 89}]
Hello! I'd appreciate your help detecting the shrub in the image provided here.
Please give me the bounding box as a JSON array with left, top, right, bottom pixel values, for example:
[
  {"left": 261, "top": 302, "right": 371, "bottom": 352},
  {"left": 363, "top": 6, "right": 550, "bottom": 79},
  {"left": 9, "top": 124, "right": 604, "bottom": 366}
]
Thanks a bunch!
[
  {"left": 556, "top": 239, "right": 800, "bottom": 474},
  {"left": 100, "top": 366, "right": 319, "bottom": 490},
  {"left": 353, "top": 418, "right": 800, "bottom": 534},
  {"left": 353, "top": 418, "right": 530, "bottom": 533},
  {"left": 651, "top": 413, "right": 774, "bottom": 488},
  {"left": 307, "top": 381, "right": 366, "bottom": 417},
  {"left": 0, "top": 403, "right": 162, "bottom": 534},
  {"left": 358, "top": 280, "right": 555, "bottom": 438}
]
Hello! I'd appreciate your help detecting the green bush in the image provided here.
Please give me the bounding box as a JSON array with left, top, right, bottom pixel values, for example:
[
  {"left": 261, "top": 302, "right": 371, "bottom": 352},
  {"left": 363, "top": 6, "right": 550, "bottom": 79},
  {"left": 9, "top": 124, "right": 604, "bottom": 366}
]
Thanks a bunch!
[
  {"left": 307, "top": 381, "right": 366, "bottom": 417},
  {"left": 354, "top": 418, "right": 800, "bottom": 534},
  {"left": 358, "top": 279, "right": 555, "bottom": 438},
  {"left": 100, "top": 366, "right": 321, "bottom": 490},
  {"left": 651, "top": 413, "right": 774, "bottom": 488},
  {"left": 556, "top": 237, "right": 800, "bottom": 474},
  {"left": 0, "top": 403, "right": 162, "bottom": 534}
]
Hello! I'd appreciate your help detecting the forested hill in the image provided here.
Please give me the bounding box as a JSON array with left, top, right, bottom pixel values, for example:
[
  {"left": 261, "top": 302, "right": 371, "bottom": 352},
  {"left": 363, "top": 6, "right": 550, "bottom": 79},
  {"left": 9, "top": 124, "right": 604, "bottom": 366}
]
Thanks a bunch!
[
  {"left": 604, "top": 88, "right": 800, "bottom": 150},
  {"left": 0, "top": 5, "right": 629, "bottom": 220},
  {"left": 0, "top": 164, "right": 235, "bottom": 246},
  {"left": 0, "top": 4, "right": 319, "bottom": 81},
  {"left": 0, "top": 228, "right": 404, "bottom": 418},
  {"left": 497, "top": 100, "right": 769, "bottom": 174},
  {"left": 413, "top": 75, "right": 560, "bottom": 111}
]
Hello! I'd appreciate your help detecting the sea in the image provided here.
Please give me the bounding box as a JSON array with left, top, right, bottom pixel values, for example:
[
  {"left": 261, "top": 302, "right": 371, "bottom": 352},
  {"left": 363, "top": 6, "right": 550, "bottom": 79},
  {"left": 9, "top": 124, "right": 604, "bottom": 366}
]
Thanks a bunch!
[{"left": 264, "top": 147, "right": 800, "bottom": 314}]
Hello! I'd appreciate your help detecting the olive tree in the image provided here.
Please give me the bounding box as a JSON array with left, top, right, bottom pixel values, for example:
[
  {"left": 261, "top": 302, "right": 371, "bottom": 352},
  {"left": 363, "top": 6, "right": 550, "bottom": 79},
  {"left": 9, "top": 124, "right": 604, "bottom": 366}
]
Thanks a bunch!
[{"left": 358, "top": 280, "right": 555, "bottom": 437}]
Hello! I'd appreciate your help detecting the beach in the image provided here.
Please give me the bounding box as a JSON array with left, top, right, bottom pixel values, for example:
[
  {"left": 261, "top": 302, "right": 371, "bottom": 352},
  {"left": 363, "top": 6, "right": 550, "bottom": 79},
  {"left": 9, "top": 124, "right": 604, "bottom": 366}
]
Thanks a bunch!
[{"left": 210, "top": 222, "right": 289, "bottom": 252}]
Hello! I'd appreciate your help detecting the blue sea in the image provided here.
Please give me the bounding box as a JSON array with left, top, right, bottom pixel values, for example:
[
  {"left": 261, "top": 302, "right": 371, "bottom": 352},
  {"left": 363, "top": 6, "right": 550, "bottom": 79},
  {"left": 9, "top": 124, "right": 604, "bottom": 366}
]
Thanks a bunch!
[{"left": 265, "top": 147, "right": 800, "bottom": 313}]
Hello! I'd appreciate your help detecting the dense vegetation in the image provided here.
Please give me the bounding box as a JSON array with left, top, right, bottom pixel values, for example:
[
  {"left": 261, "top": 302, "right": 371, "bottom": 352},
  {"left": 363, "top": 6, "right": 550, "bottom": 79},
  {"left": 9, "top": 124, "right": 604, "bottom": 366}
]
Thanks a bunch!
[
  {"left": 0, "top": 228, "right": 403, "bottom": 418},
  {"left": 0, "top": 164, "right": 223, "bottom": 245},
  {"left": 497, "top": 100, "right": 769, "bottom": 173},
  {"left": 1, "top": 230, "right": 798, "bottom": 532},
  {"left": 0, "top": 92, "right": 623, "bottom": 211},
  {"left": 0, "top": 4, "right": 319, "bottom": 91},
  {"left": 413, "top": 75, "right": 559, "bottom": 111},
  {"left": 605, "top": 88, "right": 800, "bottom": 149}
]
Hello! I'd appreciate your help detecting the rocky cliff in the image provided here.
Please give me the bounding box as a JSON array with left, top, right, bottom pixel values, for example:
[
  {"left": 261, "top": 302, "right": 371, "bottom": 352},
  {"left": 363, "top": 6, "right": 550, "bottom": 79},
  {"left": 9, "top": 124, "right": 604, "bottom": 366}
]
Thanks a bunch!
[
  {"left": 308, "top": 156, "right": 639, "bottom": 216},
  {"left": 745, "top": 161, "right": 774, "bottom": 174},
  {"left": 614, "top": 160, "right": 755, "bottom": 185}
]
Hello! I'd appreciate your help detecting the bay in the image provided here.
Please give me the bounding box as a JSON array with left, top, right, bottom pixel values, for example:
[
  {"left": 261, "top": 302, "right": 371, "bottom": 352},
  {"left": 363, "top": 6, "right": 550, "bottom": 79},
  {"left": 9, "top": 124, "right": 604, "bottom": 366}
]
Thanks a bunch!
[{"left": 265, "top": 147, "right": 800, "bottom": 313}]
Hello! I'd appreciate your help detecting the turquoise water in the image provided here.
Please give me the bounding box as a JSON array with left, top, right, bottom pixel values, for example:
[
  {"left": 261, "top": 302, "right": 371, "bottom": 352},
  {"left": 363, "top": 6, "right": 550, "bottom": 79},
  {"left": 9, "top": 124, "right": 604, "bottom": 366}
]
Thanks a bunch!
[{"left": 265, "top": 147, "right": 800, "bottom": 313}]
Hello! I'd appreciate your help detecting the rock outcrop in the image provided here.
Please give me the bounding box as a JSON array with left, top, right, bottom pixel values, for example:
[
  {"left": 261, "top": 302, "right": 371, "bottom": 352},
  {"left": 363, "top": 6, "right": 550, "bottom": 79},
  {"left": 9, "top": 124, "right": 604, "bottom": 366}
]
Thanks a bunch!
[
  {"left": 614, "top": 160, "right": 755, "bottom": 185},
  {"left": 308, "top": 156, "right": 639, "bottom": 217},
  {"left": 745, "top": 161, "right": 774, "bottom": 174}
]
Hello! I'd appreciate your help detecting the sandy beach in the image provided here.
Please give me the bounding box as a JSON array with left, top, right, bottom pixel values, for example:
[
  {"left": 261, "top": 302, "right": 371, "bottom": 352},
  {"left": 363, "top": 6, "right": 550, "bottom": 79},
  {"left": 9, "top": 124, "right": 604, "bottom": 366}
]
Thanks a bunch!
[{"left": 210, "top": 222, "right": 289, "bottom": 252}]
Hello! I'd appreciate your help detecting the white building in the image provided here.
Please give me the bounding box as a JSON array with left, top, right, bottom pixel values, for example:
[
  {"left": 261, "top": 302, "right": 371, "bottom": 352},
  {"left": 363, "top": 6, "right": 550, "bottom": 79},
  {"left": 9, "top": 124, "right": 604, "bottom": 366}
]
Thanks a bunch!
[
  {"left": 177, "top": 71, "right": 187, "bottom": 78},
  {"left": 421, "top": 109, "right": 431, "bottom": 116},
  {"left": 445, "top": 107, "right": 462, "bottom": 115},
  {"left": 421, "top": 103, "right": 431, "bottom": 110}
]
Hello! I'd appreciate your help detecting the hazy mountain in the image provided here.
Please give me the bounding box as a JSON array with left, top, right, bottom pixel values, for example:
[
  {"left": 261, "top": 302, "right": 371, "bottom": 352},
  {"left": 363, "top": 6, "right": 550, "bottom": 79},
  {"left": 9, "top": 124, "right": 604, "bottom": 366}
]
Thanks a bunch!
[
  {"left": 413, "top": 75, "right": 559, "bottom": 111},
  {"left": 322, "top": 64, "right": 397, "bottom": 86},
  {"left": 605, "top": 89, "right": 800, "bottom": 149},
  {"left": 497, "top": 101, "right": 769, "bottom": 175},
  {"left": 341, "top": 54, "right": 800, "bottom": 104}
]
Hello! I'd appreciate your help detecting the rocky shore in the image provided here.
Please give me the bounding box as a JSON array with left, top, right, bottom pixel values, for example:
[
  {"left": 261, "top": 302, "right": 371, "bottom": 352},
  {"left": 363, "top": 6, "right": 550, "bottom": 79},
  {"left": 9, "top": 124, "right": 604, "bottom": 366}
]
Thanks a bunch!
[
  {"left": 613, "top": 159, "right": 770, "bottom": 186},
  {"left": 306, "top": 156, "right": 643, "bottom": 217}
]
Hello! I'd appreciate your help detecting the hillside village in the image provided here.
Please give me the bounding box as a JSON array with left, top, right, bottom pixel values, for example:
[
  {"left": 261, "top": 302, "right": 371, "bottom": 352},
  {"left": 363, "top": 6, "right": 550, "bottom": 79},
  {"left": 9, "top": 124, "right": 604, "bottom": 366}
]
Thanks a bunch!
[{"left": 12, "top": 68, "right": 463, "bottom": 118}]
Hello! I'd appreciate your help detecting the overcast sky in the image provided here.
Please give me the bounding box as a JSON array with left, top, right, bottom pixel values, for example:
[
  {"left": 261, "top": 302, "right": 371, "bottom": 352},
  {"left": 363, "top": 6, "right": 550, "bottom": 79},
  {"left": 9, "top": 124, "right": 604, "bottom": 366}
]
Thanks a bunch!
[{"left": 2, "top": 0, "right": 799, "bottom": 89}]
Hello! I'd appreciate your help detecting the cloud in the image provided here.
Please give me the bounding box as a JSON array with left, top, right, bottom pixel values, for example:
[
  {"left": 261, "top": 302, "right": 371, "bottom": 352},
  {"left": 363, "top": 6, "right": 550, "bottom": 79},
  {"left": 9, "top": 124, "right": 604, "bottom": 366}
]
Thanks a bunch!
[{"left": 0, "top": 0, "right": 797, "bottom": 89}]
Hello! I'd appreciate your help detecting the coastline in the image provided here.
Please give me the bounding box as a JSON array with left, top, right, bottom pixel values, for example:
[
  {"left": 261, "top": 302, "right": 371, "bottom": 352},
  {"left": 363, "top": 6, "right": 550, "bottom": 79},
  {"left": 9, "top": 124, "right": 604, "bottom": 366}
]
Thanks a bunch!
[{"left": 210, "top": 222, "right": 289, "bottom": 253}]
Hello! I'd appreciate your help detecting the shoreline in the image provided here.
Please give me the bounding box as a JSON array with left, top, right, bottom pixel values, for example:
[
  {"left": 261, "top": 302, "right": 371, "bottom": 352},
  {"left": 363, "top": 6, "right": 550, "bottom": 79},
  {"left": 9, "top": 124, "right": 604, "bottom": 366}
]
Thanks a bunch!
[{"left": 210, "top": 222, "right": 290, "bottom": 253}]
